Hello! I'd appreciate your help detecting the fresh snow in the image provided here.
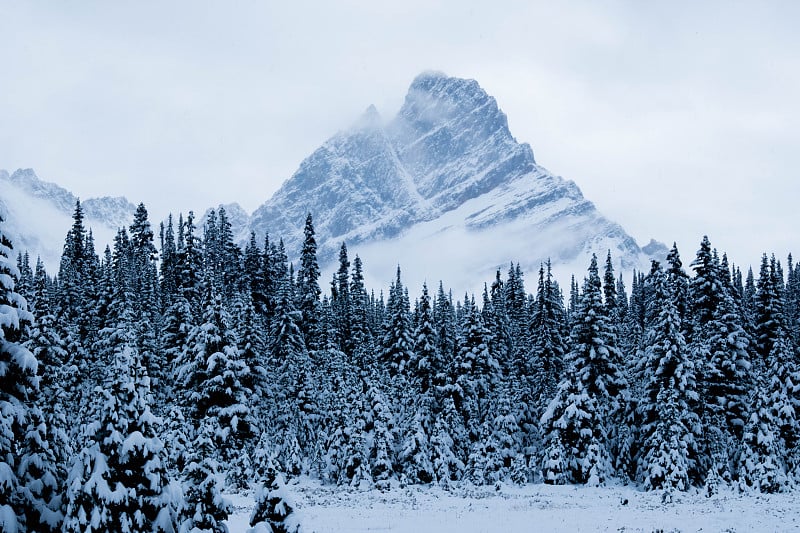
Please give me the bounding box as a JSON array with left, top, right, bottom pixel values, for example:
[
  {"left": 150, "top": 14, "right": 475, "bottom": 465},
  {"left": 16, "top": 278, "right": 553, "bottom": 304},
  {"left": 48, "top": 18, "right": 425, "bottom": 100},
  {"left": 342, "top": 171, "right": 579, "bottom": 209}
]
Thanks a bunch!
[{"left": 225, "top": 479, "right": 800, "bottom": 533}]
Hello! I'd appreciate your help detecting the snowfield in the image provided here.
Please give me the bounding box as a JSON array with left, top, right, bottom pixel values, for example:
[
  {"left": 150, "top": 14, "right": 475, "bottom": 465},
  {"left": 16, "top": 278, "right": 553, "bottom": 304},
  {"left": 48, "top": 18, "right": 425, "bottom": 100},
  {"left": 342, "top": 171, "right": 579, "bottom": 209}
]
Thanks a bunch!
[{"left": 226, "top": 479, "right": 800, "bottom": 532}]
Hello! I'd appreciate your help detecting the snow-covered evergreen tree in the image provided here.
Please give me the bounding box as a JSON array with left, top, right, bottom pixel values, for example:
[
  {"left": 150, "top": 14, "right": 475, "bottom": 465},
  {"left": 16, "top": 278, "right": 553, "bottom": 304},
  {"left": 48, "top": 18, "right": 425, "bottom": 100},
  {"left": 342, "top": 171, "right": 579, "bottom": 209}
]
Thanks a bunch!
[
  {"left": 635, "top": 264, "right": 698, "bottom": 491},
  {"left": 366, "top": 385, "right": 397, "bottom": 489},
  {"left": 63, "top": 311, "right": 176, "bottom": 533},
  {"left": 540, "top": 367, "right": 609, "bottom": 485},
  {"left": 176, "top": 286, "right": 253, "bottom": 461},
  {"left": 380, "top": 267, "right": 415, "bottom": 378},
  {"left": 297, "top": 213, "right": 321, "bottom": 351},
  {"left": 0, "top": 214, "right": 42, "bottom": 533},
  {"left": 398, "top": 400, "right": 434, "bottom": 485},
  {"left": 527, "top": 260, "right": 568, "bottom": 412},
  {"left": 430, "top": 397, "right": 466, "bottom": 487},
  {"left": 452, "top": 298, "right": 501, "bottom": 440},
  {"left": 249, "top": 462, "right": 300, "bottom": 533},
  {"left": 179, "top": 417, "right": 230, "bottom": 533},
  {"left": 541, "top": 255, "right": 625, "bottom": 486}
]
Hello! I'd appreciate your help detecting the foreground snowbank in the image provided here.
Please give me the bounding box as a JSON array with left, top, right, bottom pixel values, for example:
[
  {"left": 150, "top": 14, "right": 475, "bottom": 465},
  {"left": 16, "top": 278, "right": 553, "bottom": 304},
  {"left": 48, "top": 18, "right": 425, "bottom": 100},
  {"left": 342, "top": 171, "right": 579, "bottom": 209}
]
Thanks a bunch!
[{"left": 225, "top": 479, "right": 800, "bottom": 532}]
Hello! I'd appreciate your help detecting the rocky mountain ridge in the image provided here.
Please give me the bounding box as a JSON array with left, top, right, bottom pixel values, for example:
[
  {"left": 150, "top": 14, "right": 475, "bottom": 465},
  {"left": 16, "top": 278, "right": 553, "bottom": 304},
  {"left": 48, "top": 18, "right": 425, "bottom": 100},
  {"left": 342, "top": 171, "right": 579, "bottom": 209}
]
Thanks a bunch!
[{"left": 2, "top": 72, "right": 667, "bottom": 289}]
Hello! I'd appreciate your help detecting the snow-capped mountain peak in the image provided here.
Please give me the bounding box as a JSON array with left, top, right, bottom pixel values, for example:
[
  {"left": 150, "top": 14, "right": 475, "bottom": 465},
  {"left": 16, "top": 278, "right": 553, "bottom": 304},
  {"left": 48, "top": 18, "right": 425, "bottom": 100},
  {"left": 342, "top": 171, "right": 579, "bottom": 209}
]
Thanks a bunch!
[{"left": 248, "top": 72, "right": 657, "bottom": 291}]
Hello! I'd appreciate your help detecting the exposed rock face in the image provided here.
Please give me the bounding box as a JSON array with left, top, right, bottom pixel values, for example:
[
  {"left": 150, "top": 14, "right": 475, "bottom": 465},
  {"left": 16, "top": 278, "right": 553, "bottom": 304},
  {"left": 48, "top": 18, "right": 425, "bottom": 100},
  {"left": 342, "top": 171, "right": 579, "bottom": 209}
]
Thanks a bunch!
[{"left": 248, "top": 72, "right": 649, "bottom": 286}]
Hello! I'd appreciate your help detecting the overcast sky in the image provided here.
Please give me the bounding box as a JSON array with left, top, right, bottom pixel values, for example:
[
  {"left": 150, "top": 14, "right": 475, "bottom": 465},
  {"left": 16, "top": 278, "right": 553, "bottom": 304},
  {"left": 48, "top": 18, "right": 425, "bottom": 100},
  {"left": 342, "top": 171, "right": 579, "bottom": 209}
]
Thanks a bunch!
[{"left": 1, "top": 1, "right": 798, "bottom": 270}]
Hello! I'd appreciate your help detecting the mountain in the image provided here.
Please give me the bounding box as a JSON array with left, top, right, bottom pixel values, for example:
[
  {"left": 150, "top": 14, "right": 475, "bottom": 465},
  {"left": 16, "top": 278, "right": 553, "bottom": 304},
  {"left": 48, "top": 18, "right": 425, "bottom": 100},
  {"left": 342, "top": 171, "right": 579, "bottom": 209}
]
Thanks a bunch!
[
  {"left": 248, "top": 72, "right": 663, "bottom": 290},
  {"left": 2, "top": 73, "right": 666, "bottom": 291},
  {"left": 0, "top": 168, "right": 137, "bottom": 270}
]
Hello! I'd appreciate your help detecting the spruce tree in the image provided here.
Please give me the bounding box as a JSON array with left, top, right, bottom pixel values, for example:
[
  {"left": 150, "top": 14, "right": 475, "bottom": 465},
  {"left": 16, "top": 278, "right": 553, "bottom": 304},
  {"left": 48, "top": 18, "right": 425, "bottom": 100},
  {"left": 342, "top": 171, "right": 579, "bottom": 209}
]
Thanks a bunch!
[
  {"left": 430, "top": 397, "right": 466, "bottom": 487},
  {"left": 398, "top": 399, "right": 434, "bottom": 484},
  {"left": 412, "top": 283, "right": 437, "bottom": 394},
  {"left": 349, "top": 255, "right": 373, "bottom": 373},
  {"left": 0, "top": 214, "right": 44, "bottom": 533},
  {"left": 175, "top": 286, "right": 253, "bottom": 470},
  {"left": 635, "top": 265, "right": 698, "bottom": 492},
  {"left": 528, "top": 260, "right": 568, "bottom": 412},
  {"left": 452, "top": 298, "right": 500, "bottom": 440},
  {"left": 270, "top": 263, "right": 315, "bottom": 476},
  {"left": 687, "top": 237, "right": 752, "bottom": 478},
  {"left": 179, "top": 417, "right": 230, "bottom": 533},
  {"left": 249, "top": 463, "right": 300, "bottom": 533},
  {"left": 379, "top": 267, "right": 415, "bottom": 378},
  {"left": 754, "top": 254, "right": 785, "bottom": 369},
  {"left": 540, "top": 255, "right": 626, "bottom": 486},
  {"left": 63, "top": 309, "right": 176, "bottom": 533},
  {"left": 738, "top": 332, "right": 795, "bottom": 493},
  {"left": 297, "top": 213, "right": 321, "bottom": 351},
  {"left": 366, "top": 385, "right": 397, "bottom": 489}
]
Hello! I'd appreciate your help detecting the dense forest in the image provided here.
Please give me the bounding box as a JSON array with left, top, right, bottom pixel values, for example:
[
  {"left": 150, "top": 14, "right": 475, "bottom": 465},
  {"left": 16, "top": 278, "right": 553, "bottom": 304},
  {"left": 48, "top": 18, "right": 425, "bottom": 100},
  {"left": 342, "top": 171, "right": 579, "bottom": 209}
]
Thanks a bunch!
[{"left": 1, "top": 200, "right": 799, "bottom": 532}]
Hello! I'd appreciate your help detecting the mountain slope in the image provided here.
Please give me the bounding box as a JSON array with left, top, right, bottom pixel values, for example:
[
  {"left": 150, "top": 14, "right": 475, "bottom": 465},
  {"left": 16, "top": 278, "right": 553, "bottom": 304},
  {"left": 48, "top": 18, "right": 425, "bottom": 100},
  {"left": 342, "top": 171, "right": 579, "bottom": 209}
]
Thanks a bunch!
[
  {"left": 0, "top": 169, "right": 136, "bottom": 269},
  {"left": 249, "top": 72, "right": 660, "bottom": 290}
]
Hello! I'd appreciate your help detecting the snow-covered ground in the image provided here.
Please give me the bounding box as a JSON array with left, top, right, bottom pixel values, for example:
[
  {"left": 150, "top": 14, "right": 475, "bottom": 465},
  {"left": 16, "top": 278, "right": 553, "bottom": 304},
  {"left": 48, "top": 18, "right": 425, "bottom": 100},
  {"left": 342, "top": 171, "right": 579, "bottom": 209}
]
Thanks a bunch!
[{"left": 226, "top": 479, "right": 800, "bottom": 532}]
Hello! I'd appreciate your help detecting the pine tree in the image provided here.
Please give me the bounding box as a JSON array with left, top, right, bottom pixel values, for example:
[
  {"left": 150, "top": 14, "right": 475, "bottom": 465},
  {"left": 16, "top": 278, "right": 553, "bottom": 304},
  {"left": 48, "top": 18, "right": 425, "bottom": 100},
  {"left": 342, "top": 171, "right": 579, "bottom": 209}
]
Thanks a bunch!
[
  {"left": 432, "top": 282, "right": 456, "bottom": 375},
  {"left": 179, "top": 417, "right": 230, "bottom": 533},
  {"left": 349, "top": 255, "right": 373, "bottom": 373},
  {"left": 63, "top": 311, "right": 177, "bottom": 533},
  {"left": 570, "top": 255, "right": 628, "bottom": 419},
  {"left": 484, "top": 275, "right": 513, "bottom": 374},
  {"left": 160, "top": 215, "right": 179, "bottom": 307},
  {"left": 366, "top": 386, "right": 397, "bottom": 489},
  {"left": 635, "top": 265, "right": 698, "bottom": 491},
  {"left": 738, "top": 333, "right": 795, "bottom": 493},
  {"left": 249, "top": 463, "right": 300, "bottom": 533},
  {"left": 430, "top": 397, "right": 466, "bottom": 487},
  {"left": 686, "top": 238, "right": 752, "bottom": 478},
  {"left": 235, "top": 296, "right": 269, "bottom": 415},
  {"left": 297, "top": 213, "right": 321, "bottom": 351},
  {"left": 412, "top": 283, "right": 437, "bottom": 394},
  {"left": 754, "top": 254, "right": 785, "bottom": 369},
  {"left": 177, "top": 212, "right": 204, "bottom": 312},
  {"left": 270, "top": 264, "right": 315, "bottom": 476},
  {"left": 331, "top": 243, "right": 352, "bottom": 354},
  {"left": 16, "top": 402, "right": 63, "bottom": 532},
  {"left": 379, "top": 267, "right": 415, "bottom": 378},
  {"left": 452, "top": 298, "right": 500, "bottom": 440},
  {"left": 528, "top": 260, "right": 568, "bottom": 412},
  {"left": 603, "top": 250, "right": 617, "bottom": 314},
  {"left": 176, "top": 287, "right": 253, "bottom": 465},
  {"left": 503, "top": 263, "right": 527, "bottom": 341},
  {"left": 398, "top": 399, "right": 434, "bottom": 484},
  {"left": 540, "top": 368, "right": 609, "bottom": 485},
  {"left": 666, "top": 243, "right": 690, "bottom": 325},
  {"left": 0, "top": 214, "right": 41, "bottom": 533},
  {"left": 540, "top": 255, "right": 625, "bottom": 486}
]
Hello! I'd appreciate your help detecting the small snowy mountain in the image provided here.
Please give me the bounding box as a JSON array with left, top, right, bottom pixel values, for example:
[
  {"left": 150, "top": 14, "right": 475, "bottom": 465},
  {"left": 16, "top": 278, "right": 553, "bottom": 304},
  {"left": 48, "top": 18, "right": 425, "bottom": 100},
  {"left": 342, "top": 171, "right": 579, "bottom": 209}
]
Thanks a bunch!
[
  {"left": 0, "top": 168, "right": 136, "bottom": 269},
  {"left": 249, "top": 72, "right": 664, "bottom": 290}
]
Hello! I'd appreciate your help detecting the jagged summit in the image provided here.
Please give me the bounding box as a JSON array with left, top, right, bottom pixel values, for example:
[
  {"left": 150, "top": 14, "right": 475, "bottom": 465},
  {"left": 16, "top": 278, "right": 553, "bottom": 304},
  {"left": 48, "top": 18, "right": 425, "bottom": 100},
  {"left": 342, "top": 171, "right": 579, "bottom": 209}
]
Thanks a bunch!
[
  {"left": 355, "top": 104, "right": 383, "bottom": 130},
  {"left": 248, "top": 72, "right": 654, "bottom": 290}
]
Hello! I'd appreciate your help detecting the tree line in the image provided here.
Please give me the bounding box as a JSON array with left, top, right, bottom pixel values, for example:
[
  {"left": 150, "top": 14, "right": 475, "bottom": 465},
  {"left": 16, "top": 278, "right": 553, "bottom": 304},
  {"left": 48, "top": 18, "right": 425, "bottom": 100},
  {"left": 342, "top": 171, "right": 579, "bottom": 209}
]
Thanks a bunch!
[{"left": 1, "top": 199, "right": 799, "bottom": 531}]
